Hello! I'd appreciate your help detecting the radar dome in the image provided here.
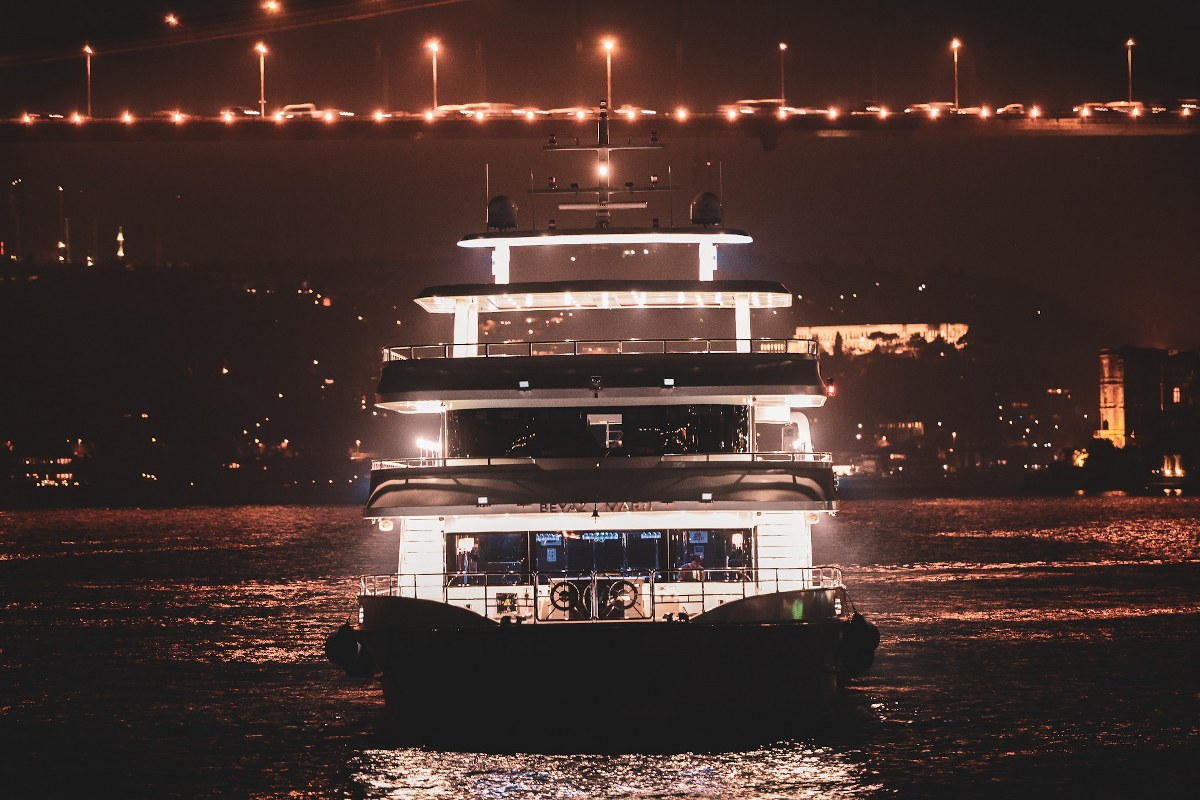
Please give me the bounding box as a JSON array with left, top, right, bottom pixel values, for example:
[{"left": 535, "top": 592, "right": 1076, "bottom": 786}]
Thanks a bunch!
[
  {"left": 487, "top": 195, "right": 518, "bottom": 230},
  {"left": 690, "top": 192, "right": 722, "bottom": 226}
]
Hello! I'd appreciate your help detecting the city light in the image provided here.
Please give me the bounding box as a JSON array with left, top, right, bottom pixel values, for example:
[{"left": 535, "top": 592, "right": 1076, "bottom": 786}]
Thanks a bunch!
[
  {"left": 164, "top": 13, "right": 180, "bottom": 27},
  {"left": 255, "top": 42, "right": 268, "bottom": 118},
  {"left": 676, "top": 107, "right": 688, "bottom": 121},
  {"left": 603, "top": 38, "right": 616, "bottom": 110},
  {"left": 1126, "top": 38, "right": 1135, "bottom": 104},
  {"left": 951, "top": 38, "right": 961, "bottom": 110},
  {"left": 83, "top": 43, "right": 94, "bottom": 118},
  {"left": 778, "top": 42, "right": 788, "bottom": 107},
  {"left": 427, "top": 39, "right": 440, "bottom": 110},
  {"left": 262, "top": 0, "right": 282, "bottom": 13}
]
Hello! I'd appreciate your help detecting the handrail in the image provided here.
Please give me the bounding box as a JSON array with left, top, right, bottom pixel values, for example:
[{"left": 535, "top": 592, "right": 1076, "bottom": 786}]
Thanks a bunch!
[
  {"left": 371, "top": 451, "right": 833, "bottom": 470},
  {"left": 357, "top": 566, "right": 844, "bottom": 624},
  {"left": 383, "top": 337, "right": 819, "bottom": 362}
]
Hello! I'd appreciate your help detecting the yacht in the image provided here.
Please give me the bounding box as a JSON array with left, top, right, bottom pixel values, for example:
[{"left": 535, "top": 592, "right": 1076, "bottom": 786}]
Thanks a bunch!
[{"left": 327, "top": 105, "right": 878, "bottom": 748}]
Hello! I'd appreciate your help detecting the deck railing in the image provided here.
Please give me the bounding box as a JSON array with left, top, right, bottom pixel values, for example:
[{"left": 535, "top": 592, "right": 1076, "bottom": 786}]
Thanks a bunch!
[
  {"left": 358, "top": 566, "right": 843, "bottom": 622},
  {"left": 384, "top": 337, "right": 819, "bottom": 362},
  {"left": 370, "top": 451, "right": 833, "bottom": 471}
]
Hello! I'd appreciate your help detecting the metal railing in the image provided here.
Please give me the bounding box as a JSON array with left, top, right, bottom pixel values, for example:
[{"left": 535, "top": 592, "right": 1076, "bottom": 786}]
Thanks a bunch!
[
  {"left": 357, "top": 566, "right": 843, "bottom": 623},
  {"left": 384, "top": 337, "right": 819, "bottom": 362},
  {"left": 371, "top": 451, "right": 832, "bottom": 471}
]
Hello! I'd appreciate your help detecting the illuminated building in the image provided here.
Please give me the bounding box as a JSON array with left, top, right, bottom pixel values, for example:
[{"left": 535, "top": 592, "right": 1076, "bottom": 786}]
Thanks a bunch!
[
  {"left": 795, "top": 323, "right": 969, "bottom": 356},
  {"left": 1097, "top": 346, "right": 1198, "bottom": 486}
]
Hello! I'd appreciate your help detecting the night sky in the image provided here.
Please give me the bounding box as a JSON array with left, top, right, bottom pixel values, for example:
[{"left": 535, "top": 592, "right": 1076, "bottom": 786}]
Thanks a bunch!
[{"left": 2, "top": 0, "right": 1199, "bottom": 349}]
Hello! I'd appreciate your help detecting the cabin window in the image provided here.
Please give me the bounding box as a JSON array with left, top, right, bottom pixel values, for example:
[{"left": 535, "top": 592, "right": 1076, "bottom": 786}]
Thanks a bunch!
[
  {"left": 446, "top": 533, "right": 527, "bottom": 585},
  {"left": 445, "top": 405, "right": 749, "bottom": 458}
]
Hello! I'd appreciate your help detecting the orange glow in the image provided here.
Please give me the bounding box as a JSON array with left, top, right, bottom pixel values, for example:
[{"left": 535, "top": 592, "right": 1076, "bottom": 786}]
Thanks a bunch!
[
  {"left": 878, "top": 106, "right": 890, "bottom": 119},
  {"left": 951, "top": 38, "right": 961, "bottom": 50},
  {"left": 980, "top": 105, "right": 991, "bottom": 118},
  {"left": 1126, "top": 38, "right": 1135, "bottom": 48},
  {"left": 929, "top": 107, "right": 941, "bottom": 118},
  {"left": 827, "top": 106, "right": 839, "bottom": 120},
  {"left": 779, "top": 42, "right": 788, "bottom": 51},
  {"left": 603, "top": 38, "right": 615, "bottom": 52},
  {"left": 323, "top": 110, "right": 334, "bottom": 122},
  {"left": 83, "top": 44, "right": 93, "bottom": 55},
  {"left": 254, "top": 41, "right": 268, "bottom": 55},
  {"left": 1131, "top": 106, "right": 1141, "bottom": 117},
  {"left": 575, "top": 109, "right": 586, "bottom": 121},
  {"left": 676, "top": 107, "right": 688, "bottom": 121},
  {"left": 625, "top": 108, "right": 635, "bottom": 120},
  {"left": 263, "top": 1, "right": 281, "bottom": 13},
  {"left": 165, "top": 13, "right": 179, "bottom": 27},
  {"left": 273, "top": 111, "right": 284, "bottom": 122},
  {"left": 426, "top": 39, "right": 439, "bottom": 54},
  {"left": 21, "top": 113, "right": 32, "bottom": 124},
  {"left": 221, "top": 110, "right": 234, "bottom": 123},
  {"left": 474, "top": 110, "right": 484, "bottom": 121},
  {"left": 71, "top": 112, "right": 83, "bottom": 124},
  {"left": 171, "top": 111, "right": 185, "bottom": 124},
  {"left": 122, "top": 111, "right": 135, "bottom": 124},
  {"left": 425, "top": 110, "right": 435, "bottom": 121},
  {"left": 777, "top": 107, "right": 787, "bottom": 119},
  {"left": 525, "top": 110, "right": 535, "bottom": 121},
  {"left": 1030, "top": 105, "right": 1042, "bottom": 118},
  {"left": 373, "top": 109, "right": 385, "bottom": 122},
  {"left": 1080, "top": 107, "right": 1090, "bottom": 117},
  {"left": 725, "top": 108, "right": 737, "bottom": 121}
]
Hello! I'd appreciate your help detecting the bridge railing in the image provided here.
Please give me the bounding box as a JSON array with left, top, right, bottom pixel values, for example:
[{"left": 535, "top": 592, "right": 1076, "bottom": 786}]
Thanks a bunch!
[{"left": 370, "top": 451, "right": 833, "bottom": 470}]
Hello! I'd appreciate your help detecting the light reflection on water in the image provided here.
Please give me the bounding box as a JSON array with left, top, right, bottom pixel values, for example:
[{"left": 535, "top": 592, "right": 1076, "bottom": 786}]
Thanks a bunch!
[
  {"left": 1, "top": 498, "right": 1198, "bottom": 797},
  {"left": 351, "top": 745, "right": 877, "bottom": 799}
]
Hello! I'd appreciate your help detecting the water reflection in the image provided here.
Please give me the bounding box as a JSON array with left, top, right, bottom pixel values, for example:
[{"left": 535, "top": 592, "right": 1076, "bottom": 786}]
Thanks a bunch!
[{"left": 351, "top": 744, "right": 877, "bottom": 799}]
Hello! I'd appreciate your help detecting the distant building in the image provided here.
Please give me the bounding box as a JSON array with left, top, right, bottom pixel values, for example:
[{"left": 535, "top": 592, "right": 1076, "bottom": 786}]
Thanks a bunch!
[
  {"left": 794, "top": 323, "right": 969, "bottom": 356},
  {"left": 1097, "top": 347, "right": 1198, "bottom": 485}
]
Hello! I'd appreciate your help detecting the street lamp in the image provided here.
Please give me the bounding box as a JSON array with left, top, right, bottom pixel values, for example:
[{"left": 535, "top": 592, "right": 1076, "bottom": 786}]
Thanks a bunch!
[
  {"left": 950, "top": 38, "right": 961, "bottom": 110},
  {"left": 427, "top": 39, "right": 439, "bottom": 111},
  {"left": 1125, "top": 38, "right": 1135, "bottom": 104},
  {"left": 255, "top": 42, "right": 268, "bottom": 118},
  {"left": 603, "top": 38, "right": 615, "bottom": 110},
  {"left": 778, "top": 42, "right": 787, "bottom": 107},
  {"left": 83, "top": 44, "right": 94, "bottom": 117},
  {"left": 164, "top": 13, "right": 180, "bottom": 27}
]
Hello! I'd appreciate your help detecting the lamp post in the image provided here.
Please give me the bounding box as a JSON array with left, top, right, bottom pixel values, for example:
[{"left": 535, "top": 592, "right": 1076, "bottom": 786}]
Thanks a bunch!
[
  {"left": 427, "top": 40, "right": 439, "bottom": 110},
  {"left": 603, "top": 38, "right": 615, "bottom": 110},
  {"left": 1125, "top": 38, "right": 1135, "bottom": 104},
  {"left": 83, "top": 44, "right": 93, "bottom": 117},
  {"left": 950, "top": 38, "right": 961, "bottom": 110},
  {"left": 255, "top": 42, "right": 268, "bottom": 117},
  {"left": 778, "top": 42, "right": 787, "bottom": 106}
]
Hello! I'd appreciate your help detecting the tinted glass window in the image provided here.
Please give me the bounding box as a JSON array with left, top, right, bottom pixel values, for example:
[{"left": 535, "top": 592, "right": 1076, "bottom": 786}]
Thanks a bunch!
[{"left": 446, "top": 405, "right": 748, "bottom": 458}]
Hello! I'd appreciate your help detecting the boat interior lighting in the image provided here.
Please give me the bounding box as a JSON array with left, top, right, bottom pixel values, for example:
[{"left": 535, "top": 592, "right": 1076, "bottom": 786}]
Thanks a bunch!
[
  {"left": 415, "top": 286, "right": 792, "bottom": 314},
  {"left": 458, "top": 230, "right": 752, "bottom": 249}
]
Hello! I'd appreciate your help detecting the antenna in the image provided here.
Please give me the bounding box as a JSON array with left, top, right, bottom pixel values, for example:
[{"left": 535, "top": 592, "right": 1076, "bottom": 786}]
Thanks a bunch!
[
  {"left": 484, "top": 163, "right": 490, "bottom": 226},
  {"left": 668, "top": 164, "right": 674, "bottom": 227},
  {"left": 530, "top": 170, "right": 536, "bottom": 229},
  {"left": 719, "top": 160, "right": 725, "bottom": 221}
]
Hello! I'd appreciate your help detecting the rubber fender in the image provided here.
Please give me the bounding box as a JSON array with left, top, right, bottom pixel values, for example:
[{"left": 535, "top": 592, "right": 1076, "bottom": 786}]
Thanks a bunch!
[{"left": 839, "top": 613, "right": 881, "bottom": 677}]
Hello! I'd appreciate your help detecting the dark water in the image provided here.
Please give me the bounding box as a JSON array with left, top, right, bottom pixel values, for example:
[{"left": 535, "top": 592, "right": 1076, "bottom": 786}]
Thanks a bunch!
[{"left": 2, "top": 497, "right": 1198, "bottom": 798}]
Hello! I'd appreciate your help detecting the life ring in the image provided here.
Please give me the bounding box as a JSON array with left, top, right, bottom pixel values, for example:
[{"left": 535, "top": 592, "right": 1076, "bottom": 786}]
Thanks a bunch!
[
  {"left": 548, "top": 580, "right": 579, "bottom": 612},
  {"left": 607, "top": 579, "right": 639, "bottom": 610}
]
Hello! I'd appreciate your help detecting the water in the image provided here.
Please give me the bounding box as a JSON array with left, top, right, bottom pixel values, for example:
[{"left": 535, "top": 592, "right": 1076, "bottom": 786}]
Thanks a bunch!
[{"left": 1, "top": 497, "right": 1198, "bottom": 798}]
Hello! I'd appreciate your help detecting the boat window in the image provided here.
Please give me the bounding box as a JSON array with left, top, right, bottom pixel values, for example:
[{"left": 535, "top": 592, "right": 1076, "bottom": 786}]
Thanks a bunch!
[
  {"left": 446, "top": 405, "right": 749, "bottom": 458},
  {"left": 446, "top": 533, "right": 527, "bottom": 585},
  {"left": 670, "top": 529, "right": 751, "bottom": 580}
]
